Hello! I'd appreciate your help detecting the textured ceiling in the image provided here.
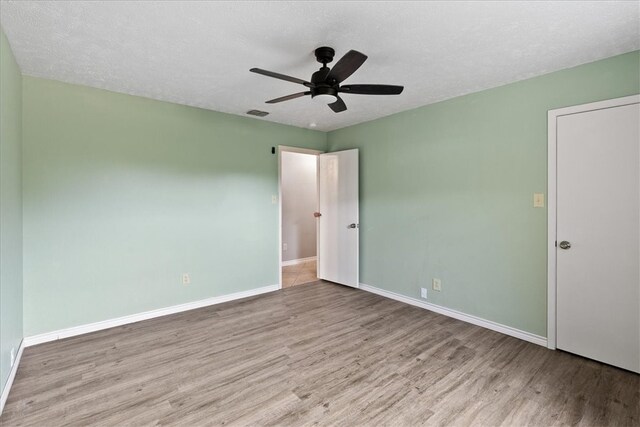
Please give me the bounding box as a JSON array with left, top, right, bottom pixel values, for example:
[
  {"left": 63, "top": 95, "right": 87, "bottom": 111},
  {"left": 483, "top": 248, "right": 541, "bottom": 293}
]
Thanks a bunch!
[{"left": 1, "top": 1, "right": 638, "bottom": 131}]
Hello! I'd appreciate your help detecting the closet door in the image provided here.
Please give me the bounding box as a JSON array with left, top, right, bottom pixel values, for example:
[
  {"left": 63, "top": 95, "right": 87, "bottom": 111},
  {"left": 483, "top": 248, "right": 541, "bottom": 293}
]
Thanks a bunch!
[{"left": 556, "top": 102, "right": 639, "bottom": 373}]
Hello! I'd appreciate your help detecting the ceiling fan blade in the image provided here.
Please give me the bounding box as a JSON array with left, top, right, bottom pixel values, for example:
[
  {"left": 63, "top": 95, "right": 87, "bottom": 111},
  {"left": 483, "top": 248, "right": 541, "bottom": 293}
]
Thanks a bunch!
[
  {"left": 328, "top": 96, "right": 347, "bottom": 113},
  {"left": 250, "top": 68, "right": 313, "bottom": 87},
  {"left": 265, "top": 91, "right": 311, "bottom": 104},
  {"left": 326, "top": 50, "right": 368, "bottom": 84},
  {"left": 340, "top": 84, "right": 404, "bottom": 95}
]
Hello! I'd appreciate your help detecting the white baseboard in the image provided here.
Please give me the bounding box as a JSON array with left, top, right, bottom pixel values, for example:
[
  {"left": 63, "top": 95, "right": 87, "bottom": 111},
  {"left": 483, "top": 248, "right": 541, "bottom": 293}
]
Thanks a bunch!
[
  {"left": 359, "top": 283, "right": 547, "bottom": 347},
  {"left": 24, "top": 284, "right": 279, "bottom": 348},
  {"left": 0, "top": 339, "right": 24, "bottom": 416},
  {"left": 282, "top": 256, "right": 316, "bottom": 267}
]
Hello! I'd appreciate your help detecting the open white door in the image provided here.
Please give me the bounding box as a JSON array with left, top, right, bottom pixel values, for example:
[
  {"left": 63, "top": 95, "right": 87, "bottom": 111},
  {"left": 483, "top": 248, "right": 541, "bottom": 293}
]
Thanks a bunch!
[{"left": 318, "top": 149, "right": 359, "bottom": 287}]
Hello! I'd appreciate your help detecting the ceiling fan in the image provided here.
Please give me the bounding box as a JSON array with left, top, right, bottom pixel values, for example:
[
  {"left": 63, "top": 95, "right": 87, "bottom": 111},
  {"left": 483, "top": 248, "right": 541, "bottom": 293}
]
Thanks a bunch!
[{"left": 250, "top": 47, "right": 404, "bottom": 113}]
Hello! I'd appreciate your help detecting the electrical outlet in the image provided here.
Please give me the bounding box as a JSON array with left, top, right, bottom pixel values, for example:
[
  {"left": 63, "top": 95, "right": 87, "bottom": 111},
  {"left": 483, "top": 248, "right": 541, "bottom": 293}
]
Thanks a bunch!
[
  {"left": 432, "top": 278, "right": 442, "bottom": 291},
  {"left": 10, "top": 347, "right": 15, "bottom": 367},
  {"left": 182, "top": 273, "right": 191, "bottom": 285},
  {"left": 283, "top": 243, "right": 288, "bottom": 251},
  {"left": 420, "top": 287, "right": 427, "bottom": 299}
]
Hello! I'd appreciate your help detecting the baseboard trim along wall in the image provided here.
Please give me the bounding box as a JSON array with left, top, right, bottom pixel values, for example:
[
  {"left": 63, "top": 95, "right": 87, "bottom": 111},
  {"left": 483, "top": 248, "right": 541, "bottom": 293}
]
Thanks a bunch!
[
  {"left": 0, "top": 339, "right": 24, "bottom": 415},
  {"left": 23, "top": 284, "right": 280, "bottom": 348},
  {"left": 359, "top": 283, "right": 547, "bottom": 347},
  {"left": 282, "top": 256, "right": 317, "bottom": 267}
]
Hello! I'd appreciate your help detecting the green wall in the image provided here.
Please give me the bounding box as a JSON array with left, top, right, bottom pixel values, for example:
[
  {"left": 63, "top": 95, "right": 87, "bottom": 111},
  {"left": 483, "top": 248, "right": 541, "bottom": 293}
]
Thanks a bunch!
[
  {"left": 22, "top": 77, "right": 326, "bottom": 336},
  {"left": 0, "top": 29, "right": 23, "bottom": 392},
  {"left": 327, "top": 51, "right": 640, "bottom": 337},
  {"left": 18, "top": 50, "right": 640, "bottom": 339}
]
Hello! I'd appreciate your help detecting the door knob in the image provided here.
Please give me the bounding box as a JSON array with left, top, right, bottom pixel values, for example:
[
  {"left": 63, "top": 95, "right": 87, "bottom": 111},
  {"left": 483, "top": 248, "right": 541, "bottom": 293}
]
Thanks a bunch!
[
  {"left": 347, "top": 223, "right": 357, "bottom": 229},
  {"left": 559, "top": 241, "right": 571, "bottom": 250}
]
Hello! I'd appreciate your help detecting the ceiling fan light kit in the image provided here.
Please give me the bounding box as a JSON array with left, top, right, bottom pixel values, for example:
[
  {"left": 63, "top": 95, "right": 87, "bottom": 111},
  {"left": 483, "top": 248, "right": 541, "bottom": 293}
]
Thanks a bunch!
[
  {"left": 311, "top": 87, "right": 338, "bottom": 104},
  {"left": 250, "top": 46, "right": 404, "bottom": 113}
]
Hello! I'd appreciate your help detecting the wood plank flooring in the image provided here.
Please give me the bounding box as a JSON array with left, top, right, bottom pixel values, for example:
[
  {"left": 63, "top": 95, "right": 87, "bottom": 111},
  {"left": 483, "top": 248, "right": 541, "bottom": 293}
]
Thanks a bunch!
[{"left": 2, "top": 281, "right": 638, "bottom": 426}]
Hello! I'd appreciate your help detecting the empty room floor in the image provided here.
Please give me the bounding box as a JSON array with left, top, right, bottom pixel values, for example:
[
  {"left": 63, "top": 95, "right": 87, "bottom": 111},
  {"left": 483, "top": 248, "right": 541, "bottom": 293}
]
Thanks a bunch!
[
  {"left": 2, "top": 282, "right": 638, "bottom": 426},
  {"left": 282, "top": 260, "right": 317, "bottom": 288}
]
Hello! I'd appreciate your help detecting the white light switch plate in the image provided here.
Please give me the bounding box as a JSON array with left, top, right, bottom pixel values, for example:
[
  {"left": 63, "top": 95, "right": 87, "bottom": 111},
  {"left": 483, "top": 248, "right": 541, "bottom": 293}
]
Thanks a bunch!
[{"left": 533, "top": 192, "right": 545, "bottom": 208}]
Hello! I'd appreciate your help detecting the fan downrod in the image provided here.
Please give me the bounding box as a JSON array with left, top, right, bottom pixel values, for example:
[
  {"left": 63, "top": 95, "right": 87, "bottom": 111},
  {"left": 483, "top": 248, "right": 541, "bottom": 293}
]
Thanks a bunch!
[{"left": 314, "top": 46, "right": 335, "bottom": 65}]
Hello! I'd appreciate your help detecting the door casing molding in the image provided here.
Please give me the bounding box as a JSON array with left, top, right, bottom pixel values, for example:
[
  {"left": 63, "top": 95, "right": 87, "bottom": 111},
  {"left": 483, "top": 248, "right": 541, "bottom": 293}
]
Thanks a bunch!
[{"left": 547, "top": 94, "right": 640, "bottom": 349}]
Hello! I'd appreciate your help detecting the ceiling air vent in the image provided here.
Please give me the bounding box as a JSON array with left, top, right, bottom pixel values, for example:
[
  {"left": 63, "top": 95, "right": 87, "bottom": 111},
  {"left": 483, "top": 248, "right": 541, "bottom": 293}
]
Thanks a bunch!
[{"left": 246, "top": 109, "right": 269, "bottom": 117}]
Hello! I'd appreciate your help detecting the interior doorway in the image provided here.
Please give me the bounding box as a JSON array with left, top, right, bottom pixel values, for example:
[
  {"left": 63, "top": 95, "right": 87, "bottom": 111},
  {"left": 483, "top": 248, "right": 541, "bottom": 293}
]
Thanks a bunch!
[{"left": 279, "top": 146, "right": 322, "bottom": 288}]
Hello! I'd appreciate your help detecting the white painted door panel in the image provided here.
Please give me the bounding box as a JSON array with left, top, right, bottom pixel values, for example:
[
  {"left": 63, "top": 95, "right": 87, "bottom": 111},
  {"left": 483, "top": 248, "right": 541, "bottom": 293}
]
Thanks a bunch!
[
  {"left": 556, "top": 103, "right": 639, "bottom": 373},
  {"left": 318, "top": 149, "right": 359, "bottom": 287}
]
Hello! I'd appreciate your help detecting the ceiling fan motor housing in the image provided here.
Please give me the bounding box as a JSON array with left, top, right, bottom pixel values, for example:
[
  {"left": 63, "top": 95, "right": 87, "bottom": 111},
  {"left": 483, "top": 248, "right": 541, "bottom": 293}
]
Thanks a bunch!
[{"left": 311, "top": 69, "right": 330, "bottom": 85}]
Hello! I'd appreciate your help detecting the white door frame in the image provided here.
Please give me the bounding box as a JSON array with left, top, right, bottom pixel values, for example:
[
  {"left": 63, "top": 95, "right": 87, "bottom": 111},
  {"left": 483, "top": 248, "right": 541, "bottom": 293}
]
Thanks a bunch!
[
  {"left": 547, "top": 94, "right": 640, "bottom": 349},
  {"left": 278, "top": 145, "right": 324, "bottom": 289}
]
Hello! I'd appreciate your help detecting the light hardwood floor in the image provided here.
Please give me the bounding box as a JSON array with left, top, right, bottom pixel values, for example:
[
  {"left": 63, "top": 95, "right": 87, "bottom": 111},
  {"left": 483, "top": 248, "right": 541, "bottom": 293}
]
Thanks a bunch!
[{"left": 2, "top": 281, "right": 638, "bottom": 426}]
